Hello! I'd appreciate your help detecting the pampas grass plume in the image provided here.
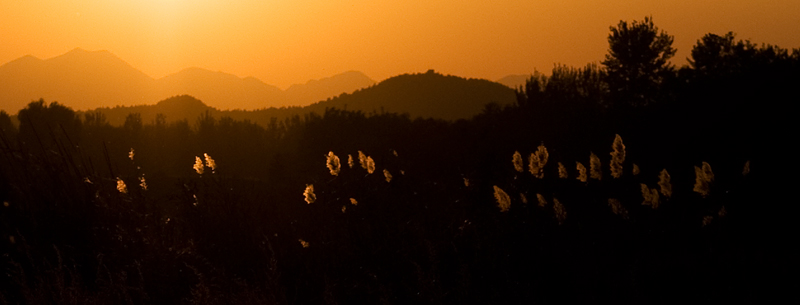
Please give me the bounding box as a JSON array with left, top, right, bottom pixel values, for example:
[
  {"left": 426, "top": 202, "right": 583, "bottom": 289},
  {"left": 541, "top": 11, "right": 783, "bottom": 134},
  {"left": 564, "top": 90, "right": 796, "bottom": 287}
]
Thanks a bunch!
[
  {"left": 204, "top": 153, "right": 216, "bottom": 172},
  {"left": 607, "top": 198, "right": 629, "bottom": 219},
  {"left": 693, "top": 162, "right": 714, "bottom": 197},
  {"left": 116, "top": 178, "right": 128, "bottom": 194},
  {"left": 383, "top": 169, "right": 392, "bottom": 182},
  {"left": 576, "top": 162, "right": 587, "bottom": 182},
  {"left": 658, "top": 169, "right": 672, "bottom": 198},
  {"left": 553, "top": 198, "right": 566, "bottom": 225},
  {"left": 326, "top": 151, "right": 341, "bottom": 176},
  {"left": 303, "top": 184, "right": 316, "bottom": 204},
  {"left": 512, "top": 151, "right": 524, "bottom": 172},
  {"left": 610, "top": 134, "right": 625, "bottom": 178},
  {"left": 528, "top": 144, "right": 549, "bottom": 178},
  {"left": 193, "top": 156, "right": 204, "bottom": 175},
  {"left": 536, "top": 193, "right": 547, "bottom": 207},
  {"left": 589, "top": 152, "right": 602, "bottom": 180},
  {"left": 558, "top": 162, "right": 568, "bottom": 179},
  {"left": 493, "top": 186, "right": 511, "bottom": 212}
]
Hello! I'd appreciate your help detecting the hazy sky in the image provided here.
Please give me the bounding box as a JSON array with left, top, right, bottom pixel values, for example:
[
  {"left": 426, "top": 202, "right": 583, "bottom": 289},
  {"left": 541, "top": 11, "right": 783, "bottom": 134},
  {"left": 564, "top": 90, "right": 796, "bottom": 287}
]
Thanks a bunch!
[{"left": 2, "top": 1, "right": 798, "bottom": 89}]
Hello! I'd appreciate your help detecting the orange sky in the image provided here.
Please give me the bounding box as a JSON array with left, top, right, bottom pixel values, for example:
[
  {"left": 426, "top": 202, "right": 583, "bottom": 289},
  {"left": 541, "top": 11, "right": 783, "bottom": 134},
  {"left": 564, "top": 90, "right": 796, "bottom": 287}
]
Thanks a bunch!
[{"left": 2, "top": 0, "right": 799, "bottom": 89}]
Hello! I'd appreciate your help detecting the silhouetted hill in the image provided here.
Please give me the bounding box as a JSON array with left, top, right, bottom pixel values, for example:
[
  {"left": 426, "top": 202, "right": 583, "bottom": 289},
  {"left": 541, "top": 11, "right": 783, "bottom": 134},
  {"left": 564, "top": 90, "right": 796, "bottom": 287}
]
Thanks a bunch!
[
  {"left": 0, "top": 49, "right": 376, "bottom": 113},
  {"left": 305, "top": 70, "right": 517, "bottom": 120},
  {"left": 87, "top": 71, "right": 517, "bottom": 126}
]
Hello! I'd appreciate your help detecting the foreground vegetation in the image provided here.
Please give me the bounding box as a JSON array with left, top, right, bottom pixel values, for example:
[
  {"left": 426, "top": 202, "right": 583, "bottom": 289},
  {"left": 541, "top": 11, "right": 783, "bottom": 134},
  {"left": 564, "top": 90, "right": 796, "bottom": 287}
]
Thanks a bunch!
[{"left": 0, "top": 18, "right": 795, "bottom": 304}]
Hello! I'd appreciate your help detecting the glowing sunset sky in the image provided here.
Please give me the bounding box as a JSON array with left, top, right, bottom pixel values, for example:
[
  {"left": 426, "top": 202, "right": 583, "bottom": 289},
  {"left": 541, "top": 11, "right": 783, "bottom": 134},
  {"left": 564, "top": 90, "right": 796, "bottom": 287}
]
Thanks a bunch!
[{"left": 2, "top": 0, "right": 798, "bottom": 89}]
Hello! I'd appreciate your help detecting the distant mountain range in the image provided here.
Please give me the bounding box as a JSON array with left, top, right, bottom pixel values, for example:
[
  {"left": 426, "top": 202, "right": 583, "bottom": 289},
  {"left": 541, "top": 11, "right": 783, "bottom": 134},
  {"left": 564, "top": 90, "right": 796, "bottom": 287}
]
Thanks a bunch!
[
  {"left": 0, "top": 48, "right": 375, "bottom": 113},
  {"left": 1, "top": 48, "right": 523, "bottom": 123}
]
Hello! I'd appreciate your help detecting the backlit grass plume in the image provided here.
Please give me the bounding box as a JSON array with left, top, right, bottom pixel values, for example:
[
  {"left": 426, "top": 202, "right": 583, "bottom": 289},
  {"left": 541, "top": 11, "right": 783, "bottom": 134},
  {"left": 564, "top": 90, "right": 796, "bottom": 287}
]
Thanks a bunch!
[
  {"left": 204, "top": 153, "right": 216, "bottom": 173},
  {"left": 607, "top": 198, "right": 629, "bottom": 219},
  {"left": 139, "top": 177, "right": 147, "bottom": 191},
  {"left": 193, "top": 156, "right": 204, "bottom": 175},
  {"left": 693, "top": 162, "right": 714, "bottom": 198},
  {"left": 528, "top": 144, "right": 549, "bottom": 178},
  {"left": 350, "top": 198, "right": 358, "bottom": 206},
  {"left": 512, "top": 151, "right": 524, "bottom": 172},
  {"left": 358, "top": 151, "right": 368, "bottom": 169},
  {"left": 520, "top": 193, "right": 528, "bottom": 204},
  {"left": 326, "top": 151, "right": 341, "bottom": 176},
  {"left": 632, "top": 164, "right": 640, "bottom": 176},
  {"left": 576, "top": 162, "right": 587, "bottom": 182},
  {"left": 553, "top": 197, "right": 566, "bottom": 225},
  {"left": 116, "top": 178, "right": 128, "bottom": 194},
  {"left": 303, "top": 184, "right": 316, "bottom": 204},
  {"left": 128, "top": 148, "right": 135, "bottom": 161},
  {"left": 348, "top": 154, "right": 355, "bottom": 168},
  {"left": 640, "top": 184, "right": 660, "bottom": 209},
  {"left": 742, "top": 160, "right": 750, "bottom": 176},
  {"left": 493, "top": 185, "right": 511, "bottom": 212},
  {"left": 536, "top": 193, "right": 547, "bottom": 207},
  {"left": 383, "top": 169, "right": 392, "bottom": 182},
  {"left": 299, "top": 239, "right": 309, "bottom": 248},
  {"left": 658, "top": 169, "right": 672, "bottom": 198},
  {"left": 366, "top": 156, "right": 376, "bottom": 174},
  {"left": 589, "top": 152, "right": 602, "bottom": 180},
  {"left": 609, "top": 134, "right": 626, "bottom": 178},
  {"left": 558, "top": 162, "right": 568, "bottom": 179}
]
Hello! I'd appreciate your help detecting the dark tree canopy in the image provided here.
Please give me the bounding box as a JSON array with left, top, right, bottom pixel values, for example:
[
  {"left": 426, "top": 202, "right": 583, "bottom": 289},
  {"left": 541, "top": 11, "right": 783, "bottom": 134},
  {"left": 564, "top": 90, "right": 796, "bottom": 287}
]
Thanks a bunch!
[{"left": 602, "top": 16, "right": 676, "bottom": 107}]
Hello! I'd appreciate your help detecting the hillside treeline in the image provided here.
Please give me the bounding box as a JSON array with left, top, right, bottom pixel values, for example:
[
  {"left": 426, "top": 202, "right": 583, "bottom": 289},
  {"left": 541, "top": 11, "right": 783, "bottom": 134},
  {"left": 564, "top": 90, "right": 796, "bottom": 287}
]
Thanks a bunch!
[{"left": 0, "top": 18, "right": 796, "bottom": 304}]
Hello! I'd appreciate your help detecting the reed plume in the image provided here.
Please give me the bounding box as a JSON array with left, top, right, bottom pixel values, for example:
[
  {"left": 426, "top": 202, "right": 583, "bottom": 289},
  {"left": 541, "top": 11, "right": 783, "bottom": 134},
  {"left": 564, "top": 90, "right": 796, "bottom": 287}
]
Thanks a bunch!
[
  {"left": 128, "top": 148, "right": 135, "bottom": 161},
  {"left": 139, "top": 177, "right": 147, "bottom": 191},
  {"left": 536, "top": 193, "right": 547, "bottom": 207},
  {"left": 512, "top": 151, "right": 524, "bottom": 172},
  {"left": 658, "top": 169, "right": 672, "bottom": 198},
  {"left": 383, "top": 169, "right": 392, "bottom": 182},
  {"left": 553, "top": 198, "right": 566, "bottom": 225},
  {"left": 576, "top": 162, "right": 587, "bottom": 182},
  {"left": 193, "top": 156, "right": 204, "bottom": 175},
  {"left": 528, "top": 144, "right": 549, "bottom": 178},
  {"left": 350, "top": 198, "right": 358, "bottom": 206},
  {"left": 742, "top": 160, "right": 750, "bottom": 176},
  {"left": 204, "top": 153, "right": 216, "bottom": 172},
  {"left": 607, "top": 198, "right": 629, "bottom": 219},
  {"left": 299, "top": 239, "right": 309, "bottom": 248},
  {"left": 303, "top": 184, "right": 316, "bottom": 204},
  {"left": 326, "top": 151, "right": 341, "bottom": 176},
  {"left": 693, "top": 162, "right": 714, "bottom": 197},
  {"left": 609, "top": 134, "right": 625, "bottom": 178},
  {"left": 348, "top": 154, "right": 355, "bottom": 168},
  {"left": 640, "top": 184, "right": 660, "bottom": 209},
  {"left": 558, "top": 162, "right": 568, "bottom": 179},
  {"left": 116, "top": 178, "right": 128, "bottom": 194},
  {"left": 366, "top": 156, "right": 376, "bottom": 174},
  {"left": 632, "top": 164, "right": 640, "bottom": 176},
  {"left": 520, "top": 193, "right": 528, "bottom": 204},
  {"left": 589, "top": 152, "right": 602, "bottom": 180},
  {"left": 358, "top": 151, "right": 368, "bottom": 169},
  {"left": 493, "top": 186, "right": 511, "bottom": 212}
]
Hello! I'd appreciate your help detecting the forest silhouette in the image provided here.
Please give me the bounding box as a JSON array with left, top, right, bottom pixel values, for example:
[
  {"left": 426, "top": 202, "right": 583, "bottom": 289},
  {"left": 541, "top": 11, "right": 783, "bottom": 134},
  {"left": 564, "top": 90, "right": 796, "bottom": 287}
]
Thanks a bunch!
[{"left": 0, "top": 18, "right": 796, "bottom": 304}]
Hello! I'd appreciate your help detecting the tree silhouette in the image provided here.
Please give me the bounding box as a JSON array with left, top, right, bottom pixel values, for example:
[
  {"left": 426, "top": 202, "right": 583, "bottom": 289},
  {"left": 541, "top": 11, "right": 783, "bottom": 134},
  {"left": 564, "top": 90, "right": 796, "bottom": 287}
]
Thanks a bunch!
[
  {"left": 602, "top": 16, "right": 675, "bottom": 107},
  {"left": 17, "top": 99, "right": 81, "bottom": 149}
]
